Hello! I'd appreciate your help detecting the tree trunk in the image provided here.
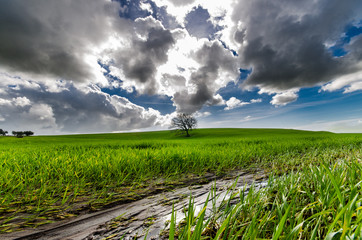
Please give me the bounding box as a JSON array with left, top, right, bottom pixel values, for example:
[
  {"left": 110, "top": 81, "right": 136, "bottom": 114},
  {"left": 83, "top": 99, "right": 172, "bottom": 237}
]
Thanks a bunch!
[{"left": 185, "top": 129, "right": 190, "bottom": 137}]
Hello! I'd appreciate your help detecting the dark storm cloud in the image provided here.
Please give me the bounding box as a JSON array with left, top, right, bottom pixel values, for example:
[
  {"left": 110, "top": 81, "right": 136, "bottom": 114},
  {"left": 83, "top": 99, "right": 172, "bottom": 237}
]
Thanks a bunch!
[
  {"left": 241, "top": 37, "right": 342, "bottom": 90},
  {"left": 234, "top": 28, "right": 246, "bottom": 45},
  {"left": 114, "top": 23, "right": 175, "bottom": 94},
  {"left": 172, "top": 41, "right": 238, "bottom": 113},
  {"left": 233, "top": 0, "right": 362, "bottom": 91},
  {"left": 0, "top": 0, "right": 121, "bottom": 82}
]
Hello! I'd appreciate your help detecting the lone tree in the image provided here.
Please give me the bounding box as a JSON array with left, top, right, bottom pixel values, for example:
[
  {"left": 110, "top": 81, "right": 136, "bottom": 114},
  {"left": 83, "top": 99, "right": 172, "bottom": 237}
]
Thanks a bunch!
[
  {"left": 170, "top": 113, "right": 197, "bottom": 137},
  {"left": 0, "top": 129, "right": 8, "bottom": 136}
]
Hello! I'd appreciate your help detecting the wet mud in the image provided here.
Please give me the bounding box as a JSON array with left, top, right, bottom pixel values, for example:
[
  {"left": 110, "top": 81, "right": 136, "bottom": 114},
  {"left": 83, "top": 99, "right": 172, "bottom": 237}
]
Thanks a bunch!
[{"left": 3, "top": 171, "right": 266, "bottom": 240}]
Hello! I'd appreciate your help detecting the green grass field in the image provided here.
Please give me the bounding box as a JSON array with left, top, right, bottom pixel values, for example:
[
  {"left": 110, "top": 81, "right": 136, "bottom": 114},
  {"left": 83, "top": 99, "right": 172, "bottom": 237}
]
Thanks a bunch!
[{"left": 0, "top": 128, "right": 361, "bottom": 237}]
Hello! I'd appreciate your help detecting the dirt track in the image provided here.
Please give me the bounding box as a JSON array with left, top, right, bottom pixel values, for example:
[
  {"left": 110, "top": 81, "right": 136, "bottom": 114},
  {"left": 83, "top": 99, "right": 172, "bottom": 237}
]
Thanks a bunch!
[{"left": 2, "top": 171, "right": 266, "bottom": 240}]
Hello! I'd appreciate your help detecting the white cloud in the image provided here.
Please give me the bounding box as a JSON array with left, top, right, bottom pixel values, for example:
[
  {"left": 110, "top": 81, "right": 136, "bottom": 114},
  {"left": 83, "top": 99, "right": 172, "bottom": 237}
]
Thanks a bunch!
[
  {"left": 224, "top": 97, "right": 263, "bottom": 110},
  {"left": 0, "top": 98, "right": 11, "bottom": 105},
  {"left": 13, "top": 97, "right": 31, "bottom": 107},
  {"left": 270, "top": 90, "right": 299, "bottom": 106},
  {"left": 139, "top": 1, "right": 153, "bottom": 13},
  {"left": 169, "top": 39, "right": 239, "bottom": 114},
  {"left": 157, "top": 29, "right": 203, "bottom": 95},
  {"left": 152, "top": 0, "right": 195, "bottom": 25},
  {"left": 244, "top": 115, "right": 252, "bottom": 121},
  {"left": 321, "top": 70, "right": 362, "bottom": 93},
  {"left": 224, "top": 97, "right": 249, "bottom": 110},
  {"left": 27, "top": 104, "right": 56, "bottom": 122},
  {"left": 194, "top": 111, "right": 211, "bottom": 118},
  {"left": 250, "top": 98, "right": 262, "bottom": 103}
]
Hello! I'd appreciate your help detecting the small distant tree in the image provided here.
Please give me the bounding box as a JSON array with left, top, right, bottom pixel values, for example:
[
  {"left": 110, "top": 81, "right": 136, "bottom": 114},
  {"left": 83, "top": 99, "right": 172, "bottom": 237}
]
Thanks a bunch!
[
  {"left": 12, "top": 131, "right": 25, "bottom": 138},
  {"left": 170, "top": 113, "right": 197, "bottom": 137},
  {"left": 24, "top": 131, "right": 34, "bottom": 136},
  {"left": 0, "top": 129, "right": 8, "bottom": 136}
]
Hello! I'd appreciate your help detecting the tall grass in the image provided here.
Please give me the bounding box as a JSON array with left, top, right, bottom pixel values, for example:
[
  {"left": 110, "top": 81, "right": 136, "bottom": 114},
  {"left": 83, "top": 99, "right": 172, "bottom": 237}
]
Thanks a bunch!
[
  {"left": 0, "top": 129, "right": 361, "bottom": 232},
  {"left": 170, "top": 158, "right": 362, "bottom": 239}
]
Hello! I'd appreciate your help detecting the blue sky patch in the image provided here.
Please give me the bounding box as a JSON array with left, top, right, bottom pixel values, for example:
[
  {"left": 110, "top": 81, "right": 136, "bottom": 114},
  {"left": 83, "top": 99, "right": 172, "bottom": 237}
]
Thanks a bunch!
[
  {"left": 329, "top": 23, "right": 362, "bottom": 57},
  {"left": 184, "top": 5, "right": 223, "bottom": 39},
  {"left": 115, "top": 0, "right": 179, "bottom": 29}
]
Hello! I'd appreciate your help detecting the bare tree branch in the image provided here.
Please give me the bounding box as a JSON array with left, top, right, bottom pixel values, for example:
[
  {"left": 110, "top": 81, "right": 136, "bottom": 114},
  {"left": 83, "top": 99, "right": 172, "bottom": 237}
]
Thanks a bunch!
[{"left": 170, "top": 113, "right": 197, "bottom": 137}]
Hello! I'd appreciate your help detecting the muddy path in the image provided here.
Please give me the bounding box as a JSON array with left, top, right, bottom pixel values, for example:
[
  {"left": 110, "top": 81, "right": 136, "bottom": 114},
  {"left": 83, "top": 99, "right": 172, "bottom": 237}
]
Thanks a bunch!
[{"left": 3, "top": 171, "right": 267, "bottom": 240}]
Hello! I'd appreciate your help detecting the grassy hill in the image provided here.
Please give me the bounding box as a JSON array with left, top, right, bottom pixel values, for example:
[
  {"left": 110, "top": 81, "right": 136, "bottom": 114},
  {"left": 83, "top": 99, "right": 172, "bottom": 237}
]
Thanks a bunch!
[{"left": 0, "top": 128, "right": 361, "bottom": 236}]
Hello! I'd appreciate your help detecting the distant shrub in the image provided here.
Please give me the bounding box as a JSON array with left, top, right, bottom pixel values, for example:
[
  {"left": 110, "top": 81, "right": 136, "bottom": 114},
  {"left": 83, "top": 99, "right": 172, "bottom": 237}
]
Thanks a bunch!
[
  {"left": 12, "top": 131, "right": 25, "bottom": 138},
  {"left": 24, "top": 131, "right": 34, "bottom": 136},
  {"left": 0, "top": 129, "right": 8, "bottom": 136}
]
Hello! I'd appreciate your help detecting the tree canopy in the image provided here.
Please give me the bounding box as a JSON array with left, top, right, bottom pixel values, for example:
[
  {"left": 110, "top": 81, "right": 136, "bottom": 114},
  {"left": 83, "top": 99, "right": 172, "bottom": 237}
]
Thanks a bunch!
[
  {"left": 170, "top": 113, "right": 197, "bottom": 137},
  {"left": 11, "top": 131, "right": 34, "bottom": 138}
]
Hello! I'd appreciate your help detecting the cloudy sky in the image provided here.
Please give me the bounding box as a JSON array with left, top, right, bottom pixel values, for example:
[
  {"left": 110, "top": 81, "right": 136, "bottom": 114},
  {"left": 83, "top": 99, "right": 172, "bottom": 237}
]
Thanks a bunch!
[{"left": 0, "top": 0, "right": 362, "bottom": 134}]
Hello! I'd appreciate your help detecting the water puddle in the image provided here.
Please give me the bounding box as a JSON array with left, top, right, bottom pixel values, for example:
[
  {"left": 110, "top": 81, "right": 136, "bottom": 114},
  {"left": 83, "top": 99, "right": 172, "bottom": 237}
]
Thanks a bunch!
[{"left": 5, "top": 171, "right": 267, "bottom": 240}]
